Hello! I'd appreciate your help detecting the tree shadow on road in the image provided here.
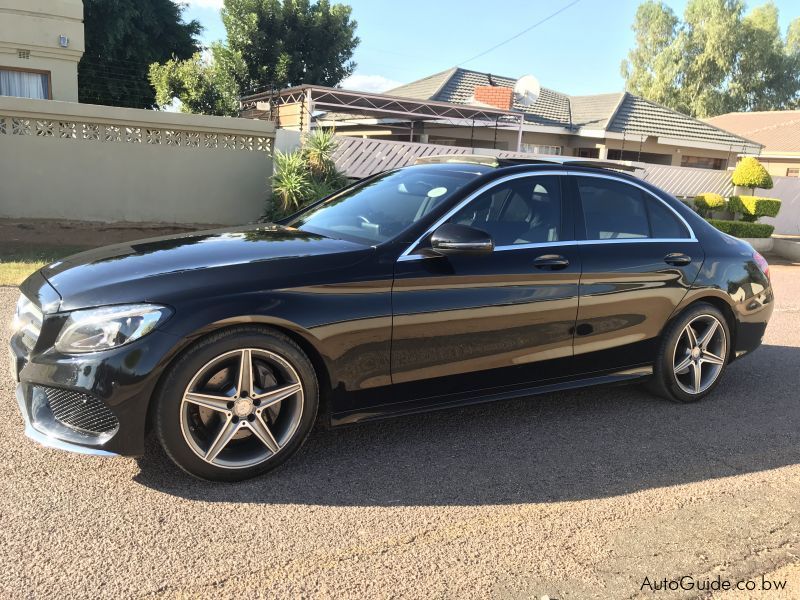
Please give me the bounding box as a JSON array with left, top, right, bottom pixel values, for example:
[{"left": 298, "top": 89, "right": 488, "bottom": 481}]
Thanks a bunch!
[{"left": 134, "top": 343, "right": 800, "bottom": 506}]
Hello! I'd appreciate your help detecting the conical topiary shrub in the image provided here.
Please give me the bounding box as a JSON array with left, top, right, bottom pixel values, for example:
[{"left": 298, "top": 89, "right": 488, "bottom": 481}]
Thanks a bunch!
[{"left": 731, "top": 157, "right": 773, "bottom": 193}]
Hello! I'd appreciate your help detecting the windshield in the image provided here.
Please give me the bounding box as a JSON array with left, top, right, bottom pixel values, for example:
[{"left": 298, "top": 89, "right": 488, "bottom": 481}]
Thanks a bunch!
[{"left": 287, "top": 166, "right": 482, "bottom": 244}]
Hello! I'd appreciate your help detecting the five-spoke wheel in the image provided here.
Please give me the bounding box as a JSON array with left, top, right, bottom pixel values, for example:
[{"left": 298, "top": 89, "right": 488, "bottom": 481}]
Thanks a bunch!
[
  {"left": 672, "top": 315, "right": 727, "bottom": 395},
  {"left": 180, "top": 348, "right": 304, "bottom": 469},
  {"left": 155, "top": 327, "right": 318, "bottom": 481},
  {"left": 648, "top": 303, "right": 730, "bottom": 403}
]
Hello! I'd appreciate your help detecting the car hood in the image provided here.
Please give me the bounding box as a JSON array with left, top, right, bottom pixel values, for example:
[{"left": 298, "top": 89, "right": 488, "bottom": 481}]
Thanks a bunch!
[{"left": 40, "top": 224, "right": 369, "bottom": 311}]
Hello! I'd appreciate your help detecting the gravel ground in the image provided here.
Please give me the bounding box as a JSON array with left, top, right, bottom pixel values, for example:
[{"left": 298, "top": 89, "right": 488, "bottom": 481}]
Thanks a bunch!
[{"left": 1, "top": 265, "right": 799, "bottom": 600}]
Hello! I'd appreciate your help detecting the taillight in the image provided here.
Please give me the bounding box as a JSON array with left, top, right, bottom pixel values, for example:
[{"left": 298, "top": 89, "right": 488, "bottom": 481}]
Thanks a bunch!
[{"left": 753, "top": 251, "right": 770, "bottom": 279}]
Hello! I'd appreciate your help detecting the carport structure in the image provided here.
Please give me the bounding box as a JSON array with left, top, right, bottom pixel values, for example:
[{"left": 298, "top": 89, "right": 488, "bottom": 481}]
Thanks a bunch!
[{"left": 239, "top": 85, "right": 527, "bottom": 150}]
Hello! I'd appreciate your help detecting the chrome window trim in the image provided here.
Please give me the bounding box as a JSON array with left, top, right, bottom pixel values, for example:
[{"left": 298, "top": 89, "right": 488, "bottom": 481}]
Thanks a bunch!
[
  {"left": 495, "top": 241, "right": 571, "bottom": 251},
  {"left": 575, "top": 238, "right": 696, "bottom": 245},
  {"left": 397, "top": 169, "right": 697, "bottom": 262}
]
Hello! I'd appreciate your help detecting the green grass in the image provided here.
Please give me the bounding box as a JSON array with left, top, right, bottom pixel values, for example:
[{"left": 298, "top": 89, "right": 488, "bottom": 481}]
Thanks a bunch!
[{"left": 0, "top": 245, "right": 88, "bottom": 287}]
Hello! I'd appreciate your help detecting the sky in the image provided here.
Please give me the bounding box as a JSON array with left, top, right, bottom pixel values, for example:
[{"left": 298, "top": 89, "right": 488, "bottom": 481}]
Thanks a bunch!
[{"left": 177, "top": 0, "right": 800, "bottom": 96}]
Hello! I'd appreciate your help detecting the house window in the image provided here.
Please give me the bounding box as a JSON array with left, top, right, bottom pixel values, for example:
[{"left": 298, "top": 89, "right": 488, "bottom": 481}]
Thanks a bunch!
[
  {"left": 0, "top": 68, "right": 50, "bottom": 100},
  {"left": 520, "top": 144, "right": 561, "bottom": 155},
  {"left": 786, "top": 168, "right": 799, "bottom": 177},
  {"left": 607, "top": 149, "right": 672, "bottom": 165},
  {"left": 680, "top": 155, "right": 725, "bottom": 170},
  {"left": 577, "top": 148, "right": 600, "bottom": 159}
]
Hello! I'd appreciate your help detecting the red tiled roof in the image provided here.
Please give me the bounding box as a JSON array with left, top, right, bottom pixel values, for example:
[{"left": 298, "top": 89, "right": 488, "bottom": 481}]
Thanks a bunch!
[{"left": 705, "top": 111, "right": 800, "bottom": 153}]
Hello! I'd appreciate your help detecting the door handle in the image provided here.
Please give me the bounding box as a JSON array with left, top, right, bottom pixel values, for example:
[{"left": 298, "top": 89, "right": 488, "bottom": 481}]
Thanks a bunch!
[
  {"left": 664, "top": 253, "right": 692, "bottom": 266},
  {"left": 533, "top": 254, "right": 570, "bottom": 270}
]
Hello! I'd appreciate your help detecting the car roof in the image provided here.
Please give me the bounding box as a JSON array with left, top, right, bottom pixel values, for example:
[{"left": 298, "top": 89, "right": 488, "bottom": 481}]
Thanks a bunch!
[{"left": 414, "top": 154, "right": 639, "bottom": 173}]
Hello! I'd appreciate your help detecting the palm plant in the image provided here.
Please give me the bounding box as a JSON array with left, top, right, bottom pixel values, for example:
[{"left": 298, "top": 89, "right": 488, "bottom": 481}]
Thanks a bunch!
[
  {"left": 306, "top": 178, "right": 336, "bottom": 201},
  {"left": 267, "top": 128, "right": 348, "bottom": 220},
  {"left": 271, "top": 149, "right": 310, "bottom": 213},
  {"left": 303, "top": 128, "right": 339, "bottom": 179}
]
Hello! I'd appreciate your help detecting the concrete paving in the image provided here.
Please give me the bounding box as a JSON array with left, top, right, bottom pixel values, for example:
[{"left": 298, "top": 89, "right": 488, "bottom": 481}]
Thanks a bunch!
[{"left": 1, "top": 264, "right": 799, "bottom": 599}]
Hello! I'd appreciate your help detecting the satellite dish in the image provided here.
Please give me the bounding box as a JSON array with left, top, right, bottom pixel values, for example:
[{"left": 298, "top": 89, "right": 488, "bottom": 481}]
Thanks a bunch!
[{"left": 514, "top": 75, "right": 541, "bottom": 107}]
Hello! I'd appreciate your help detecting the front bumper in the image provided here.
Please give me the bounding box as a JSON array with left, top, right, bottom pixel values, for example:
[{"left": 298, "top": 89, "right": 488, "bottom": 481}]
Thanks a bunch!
[
  {"left": 15, "top": 384, "right": 117, "bottom": 456},
  {"left": 11, "top": 328, "right": 182, "bottom": 456}
]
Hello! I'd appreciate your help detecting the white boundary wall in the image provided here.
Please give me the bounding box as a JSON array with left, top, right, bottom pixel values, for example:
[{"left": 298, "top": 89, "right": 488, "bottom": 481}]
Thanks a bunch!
[{"left": 0, "top": 97, "right": 275, "bottom": 225}]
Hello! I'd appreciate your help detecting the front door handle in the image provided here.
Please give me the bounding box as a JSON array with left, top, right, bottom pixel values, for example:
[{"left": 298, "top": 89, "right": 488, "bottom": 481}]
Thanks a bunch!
[
  {"left": 533, "top": 254, "right": 570, "bottom": 270},
  {"left": 664, "top": 253, "right": 692, "bottom": 266}
]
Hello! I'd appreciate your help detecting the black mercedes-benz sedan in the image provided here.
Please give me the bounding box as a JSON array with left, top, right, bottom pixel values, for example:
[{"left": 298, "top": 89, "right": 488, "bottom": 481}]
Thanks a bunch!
[{"left": 10, "top": 156, "right": 773, "bottom": 480}]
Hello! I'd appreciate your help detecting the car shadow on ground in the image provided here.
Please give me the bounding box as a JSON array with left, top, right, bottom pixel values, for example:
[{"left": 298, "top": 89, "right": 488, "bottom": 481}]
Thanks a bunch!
[{"left": 134, "top": 343, "right": 800, "bottom": 506}]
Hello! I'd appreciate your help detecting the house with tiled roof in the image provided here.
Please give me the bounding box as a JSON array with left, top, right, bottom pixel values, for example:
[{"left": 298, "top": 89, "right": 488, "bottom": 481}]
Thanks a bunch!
[
  {"left": 242, "top": 67, "right": 761, "bottom": 171},
  {"left": 379, "top": 67, "right": 759, "bottom": 170},
  {"left": 705, "top": 111, "right": 800, "bottom": 177}
]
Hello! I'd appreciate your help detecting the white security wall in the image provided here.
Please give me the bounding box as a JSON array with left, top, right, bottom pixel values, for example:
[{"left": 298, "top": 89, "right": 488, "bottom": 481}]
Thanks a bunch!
[
  {"left": 0, "top": 97, "right": 274, "bottom": 225},
  {"left": 761, "top": 177, "right": 800, "bottom": 236}
]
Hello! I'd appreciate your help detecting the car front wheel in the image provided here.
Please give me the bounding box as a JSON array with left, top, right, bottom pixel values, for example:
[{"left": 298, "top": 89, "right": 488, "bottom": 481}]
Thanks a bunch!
[
  {"left": 154, "top": 326, "right": 318, "bottom": 481},
  {"left": 648, "top": 303, "right": 730, "bottom": 403}
]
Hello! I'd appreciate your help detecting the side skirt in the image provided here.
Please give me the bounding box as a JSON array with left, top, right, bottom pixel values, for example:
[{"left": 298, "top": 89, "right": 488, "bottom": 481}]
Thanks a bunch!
[{"left": 331, "top": 365, "right": 653, "bottom": 427}]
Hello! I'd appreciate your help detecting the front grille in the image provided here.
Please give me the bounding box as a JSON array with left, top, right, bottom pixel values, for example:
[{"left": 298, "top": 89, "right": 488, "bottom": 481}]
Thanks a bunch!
[{"left": 40, "top": 386, "right": 119, "bottom": 435}]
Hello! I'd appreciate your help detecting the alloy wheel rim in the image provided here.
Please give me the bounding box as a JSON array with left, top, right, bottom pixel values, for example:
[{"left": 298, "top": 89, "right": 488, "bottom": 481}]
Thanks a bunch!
[
  {"left": 179, "top": 348, "right": 304, "bottom": 469},
  {"left": 672, "top": 315, "right": 727, "bottom": 395}
]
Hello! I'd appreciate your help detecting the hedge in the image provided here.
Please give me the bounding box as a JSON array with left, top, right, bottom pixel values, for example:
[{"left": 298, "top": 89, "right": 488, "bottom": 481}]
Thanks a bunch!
[
  {"left": 731, "top": 157, "right": 773, "bottom": 190},
  {"left": 706, "top": 219, "right": 775, "bottom": 238},
  {"left": 727, "top": 195, "right": 781, "bottom": 221},
  {"left": 694, "top": 192, "right": 726, "bottom": 212}
]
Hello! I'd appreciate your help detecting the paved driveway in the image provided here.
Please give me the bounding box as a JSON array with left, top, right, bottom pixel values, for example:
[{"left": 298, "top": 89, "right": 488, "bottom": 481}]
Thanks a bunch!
[{"left": 1, "top": 265, "right": 799, "bottom": 599}]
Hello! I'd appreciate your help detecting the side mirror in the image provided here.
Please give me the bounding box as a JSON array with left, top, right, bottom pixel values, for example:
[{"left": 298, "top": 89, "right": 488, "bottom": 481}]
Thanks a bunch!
[{"left": 430, "top": 223, "right": 494, "bottom": 255}]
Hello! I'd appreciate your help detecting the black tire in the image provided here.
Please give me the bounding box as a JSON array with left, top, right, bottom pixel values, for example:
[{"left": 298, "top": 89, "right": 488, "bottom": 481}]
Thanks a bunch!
[
  {"left": 646, "top": 302, "right": 731, "bottom": 403},
  {"left": 154, "top": 326, "right": 318, "bottom": 481}
]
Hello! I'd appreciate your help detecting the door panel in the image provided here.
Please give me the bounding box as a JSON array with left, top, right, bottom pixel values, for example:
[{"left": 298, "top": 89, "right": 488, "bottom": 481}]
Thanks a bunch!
[
  {"left": 573, "top": 241, "right": 703, "bottom": 374},
  {"left": 389, "top": 173, "right": 580, "bottom": 405},
  {"left": 570, "top": 174, "right": 704, "bottom": 375},
  {"left": 391, "top": 246, "right": 581, "bottom": 401}
]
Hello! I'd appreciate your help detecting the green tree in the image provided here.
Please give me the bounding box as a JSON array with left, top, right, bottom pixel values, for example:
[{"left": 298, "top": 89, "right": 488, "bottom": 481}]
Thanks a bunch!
[
  {"left": 620, "top": 2, "right": 682, "bottom": 110},
  {"left": 622, "top": 0, "right": 800, "bottom": 117},
  {"left": 150, "top": 46, "right": 244, "bottom": 116},
  {"left": 150, "top": 0, "right": 359, "bottom": 116},
  {"left": 79, "top": 0, "right": 201, "bottom": 108},
  {"left": 730, "top": 3, "right": 800, "bottom": 111}
]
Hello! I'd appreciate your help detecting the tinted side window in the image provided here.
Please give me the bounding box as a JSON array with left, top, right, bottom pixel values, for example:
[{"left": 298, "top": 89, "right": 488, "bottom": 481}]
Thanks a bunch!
[
  {"left": 448, "top": 176, "right": 562, "bottom": 246},
  {"left": 577, "top": 178, "right": 649, "bottom": 239},
  {"left": 647, "top": 196, "right": 690, "bottom": 239}
]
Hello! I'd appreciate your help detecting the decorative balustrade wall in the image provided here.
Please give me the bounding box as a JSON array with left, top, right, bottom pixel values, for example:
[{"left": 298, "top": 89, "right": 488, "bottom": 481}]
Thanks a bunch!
[{"left": 0, "top": 97, "right": 275, "bottom": 225}]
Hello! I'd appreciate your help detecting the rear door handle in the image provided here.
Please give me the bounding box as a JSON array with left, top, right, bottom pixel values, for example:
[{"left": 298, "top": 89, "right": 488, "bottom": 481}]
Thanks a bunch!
[
  {"left": 533, "top": 254, "right": 570, "bottom": 270},
  {"left": 664, "top": 253, "right": 692, "bottom": 266}
]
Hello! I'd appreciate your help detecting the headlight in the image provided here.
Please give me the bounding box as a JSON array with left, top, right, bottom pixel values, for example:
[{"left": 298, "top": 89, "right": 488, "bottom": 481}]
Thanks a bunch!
[
  {"left": 12, "top": 294, "right": 43, "bottom": 338},
  {"left": 11, "top": 295, "right": 29, "bottom": 334},
  {"left": 54, "top": 304, "right": 172, "bottom": 354}
]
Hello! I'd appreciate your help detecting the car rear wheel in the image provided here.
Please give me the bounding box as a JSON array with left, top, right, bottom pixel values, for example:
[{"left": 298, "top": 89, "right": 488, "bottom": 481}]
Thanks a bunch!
[
  {"left": 154, "top": 326, "right": 318, "bottom": 481},
  {"left": 647, "top": 303, "right": 730, "bottom": 403}
]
